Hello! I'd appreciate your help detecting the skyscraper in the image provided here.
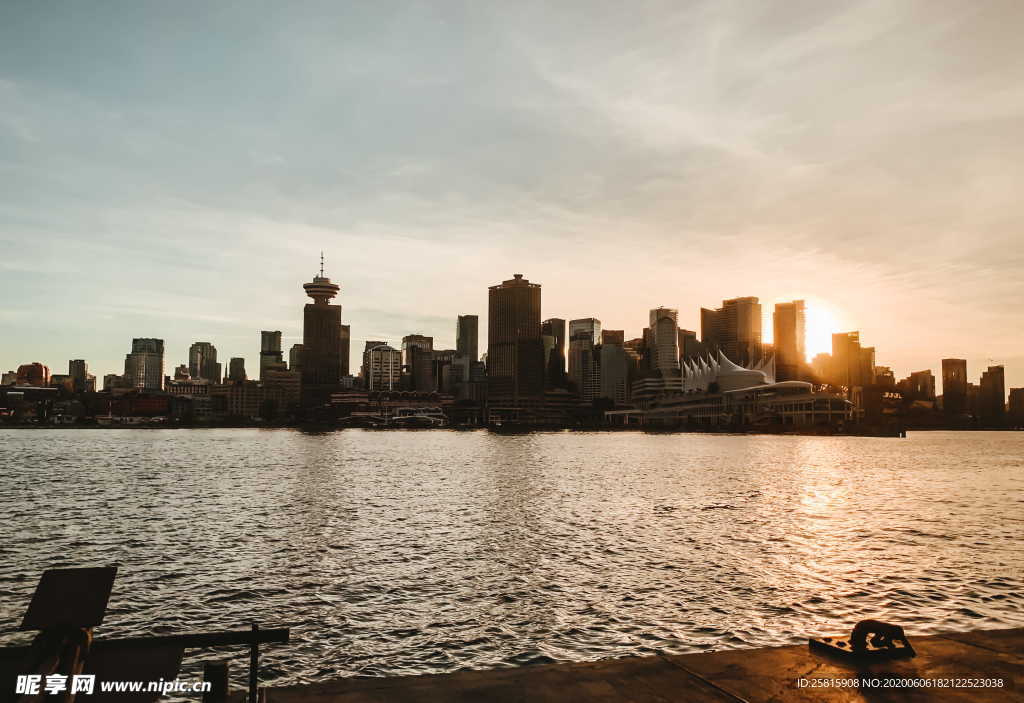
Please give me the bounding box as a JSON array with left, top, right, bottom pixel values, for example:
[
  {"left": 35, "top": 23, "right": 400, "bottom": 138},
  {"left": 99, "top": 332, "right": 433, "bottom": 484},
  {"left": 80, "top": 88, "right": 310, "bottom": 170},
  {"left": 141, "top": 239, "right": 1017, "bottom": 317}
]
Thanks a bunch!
[
  {"left": 773, "top": 300, "right": 805, "bottom": 381},
  {"left": 259, "top": 331, "right": 284, "bottom": 380},
  {"left": 365, "top": 344, "right": 401, "bottom": 391},
  {"left": 487, "top": 274, "right": 544, "bottom": 406},
  {"left": 568, "top": 318, "right": 601, "bottom": 392},
  {"left": 189, "top": 341, "right": 221, "bottom": 382},
  {"left": 456, "top": 315, "right": 479, "bottom": 362},
  {"left": 301, "top": 259, "right": 342, "bottom": 388},
  {"left": 68, "top": 359, "right": 93, "bottom": 392},
  {"left": 648, "top": 307, "right": 679, "bottom": 374},
  {"left": 124, "top": 338, "right": 164, "bottom": 390},
  {"left": 339, "top": 324, "right": 351, "bottom": 377},
  {"left": 402, "top": 334, "right": 434, "bottom": 391},
  {"left": 289, "top": 344, "right": 304, "bottom": 374},
  {"left": 228, "top": 357, "right": 247, "bottom": 382},
  {"left": 541, "top": 318, "right": 566, "bottom": 388},
  {"left": 942, "top": 358, "right": 968, "bottom": 416},
  {"left": 979, "top": 365, "right": 1006, "bottom": 424}
]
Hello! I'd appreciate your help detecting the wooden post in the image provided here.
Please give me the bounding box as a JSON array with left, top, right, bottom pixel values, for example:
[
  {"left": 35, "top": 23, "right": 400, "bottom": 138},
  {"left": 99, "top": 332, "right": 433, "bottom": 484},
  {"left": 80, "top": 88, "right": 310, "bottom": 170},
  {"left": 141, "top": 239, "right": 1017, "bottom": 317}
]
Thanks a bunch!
[
  {"left": 203, "top": 661, "right": 229, "bottom": 703},
  {"left": 249, "top": 624, "right": 259, "bottom": 703}
]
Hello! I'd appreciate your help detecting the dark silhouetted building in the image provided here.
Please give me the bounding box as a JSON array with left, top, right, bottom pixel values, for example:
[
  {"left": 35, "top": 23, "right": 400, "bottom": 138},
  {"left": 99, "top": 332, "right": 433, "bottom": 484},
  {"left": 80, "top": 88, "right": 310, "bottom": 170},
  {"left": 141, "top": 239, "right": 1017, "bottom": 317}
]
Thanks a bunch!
[
  {"left": 773, "top": 300, "right": 805, "bottom": 381},
  {"left": 1009, "top": 388, "right": 1024, "bottom": 427},
  {"left": 456, "top": 315, "right": 479, "bottom": 362},
  {"left": 569, "top": 318, "right": 601, "bottom": 392},
  {"left": 403, "top": 334, "right": 435, "bottom": 391},
  {"left": 979, "top": 365, "right": 1005, "bottom": 424},
  {"left": 339, "top": 324, "right": 351, "bottom": 377},
  {"left": 702, "top": 297, "right": 762, "bottom": 364},
  {"left": 542, "top": 318, "right": 566, "bottom": 388},
  {"left": 301, "top": 264, "right": 342, "bottom": 388},
  {"left": 941, "top": 358, "right": 967, "bottom": 416},
  {"left": 228, "top": 357, "right": 247, "bottom": 382},
  {"left": 16, "top": 362, "right": 50, "bottom": 387},
  {"left": 488, "top": 274, "right": 544, "bottom": 414}
]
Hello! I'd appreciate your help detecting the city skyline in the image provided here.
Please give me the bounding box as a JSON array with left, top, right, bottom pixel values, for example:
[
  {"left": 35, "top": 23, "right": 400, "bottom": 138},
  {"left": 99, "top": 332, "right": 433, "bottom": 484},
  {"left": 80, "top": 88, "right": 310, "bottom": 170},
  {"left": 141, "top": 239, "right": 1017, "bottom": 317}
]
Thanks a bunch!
[
  {"left": 2, "top": 3, "right": 1022, "bottom": 392},
  {"left": 1, "top": 263, "right": 1016, "bottom": 401}
]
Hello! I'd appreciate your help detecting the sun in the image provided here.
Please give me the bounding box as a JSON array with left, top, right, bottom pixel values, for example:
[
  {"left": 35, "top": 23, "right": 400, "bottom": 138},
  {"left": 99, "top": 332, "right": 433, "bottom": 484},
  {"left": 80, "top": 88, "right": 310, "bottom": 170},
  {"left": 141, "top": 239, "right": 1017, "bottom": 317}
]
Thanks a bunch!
[{"left": 803, "top": 299, "right": 844, "bottom": 361}]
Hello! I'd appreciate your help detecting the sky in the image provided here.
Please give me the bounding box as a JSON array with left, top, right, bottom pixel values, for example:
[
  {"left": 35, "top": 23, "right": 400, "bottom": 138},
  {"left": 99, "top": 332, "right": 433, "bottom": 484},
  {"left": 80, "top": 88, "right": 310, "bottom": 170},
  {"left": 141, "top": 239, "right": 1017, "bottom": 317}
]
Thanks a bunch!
[{"left": 1, "top": 1, "right": 1021, "bottom": 394}]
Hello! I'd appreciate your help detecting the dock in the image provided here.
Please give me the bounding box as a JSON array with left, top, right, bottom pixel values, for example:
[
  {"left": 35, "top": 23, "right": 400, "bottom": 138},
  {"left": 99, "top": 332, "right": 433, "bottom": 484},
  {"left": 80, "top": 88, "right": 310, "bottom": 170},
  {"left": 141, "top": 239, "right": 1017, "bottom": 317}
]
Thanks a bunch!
[{"left": 262, "top": 628, "right": 1022, "bottom": 702}]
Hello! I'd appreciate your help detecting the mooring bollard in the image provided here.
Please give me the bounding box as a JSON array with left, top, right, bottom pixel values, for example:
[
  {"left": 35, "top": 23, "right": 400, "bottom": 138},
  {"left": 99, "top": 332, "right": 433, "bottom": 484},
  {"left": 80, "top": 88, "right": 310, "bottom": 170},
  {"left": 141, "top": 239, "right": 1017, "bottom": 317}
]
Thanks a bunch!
[{"left": 202, "top": 661, "right": 229, "bottom": 703}]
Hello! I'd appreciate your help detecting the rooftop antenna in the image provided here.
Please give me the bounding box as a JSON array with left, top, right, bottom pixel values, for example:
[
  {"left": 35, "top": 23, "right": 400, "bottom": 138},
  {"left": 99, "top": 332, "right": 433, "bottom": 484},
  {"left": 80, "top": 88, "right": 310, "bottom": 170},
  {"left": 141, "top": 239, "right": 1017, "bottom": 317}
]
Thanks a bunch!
[{"left": 320, "top": 250, "right": 324, "bottom": 278}]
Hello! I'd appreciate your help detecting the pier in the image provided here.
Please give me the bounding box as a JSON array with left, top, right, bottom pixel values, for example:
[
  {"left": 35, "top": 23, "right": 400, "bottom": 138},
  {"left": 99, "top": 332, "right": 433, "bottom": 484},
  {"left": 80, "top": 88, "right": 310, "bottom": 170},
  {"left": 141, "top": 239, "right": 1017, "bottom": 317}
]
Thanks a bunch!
[{"left": 260, "top": 628, "right": 1021, "bottom": 702}]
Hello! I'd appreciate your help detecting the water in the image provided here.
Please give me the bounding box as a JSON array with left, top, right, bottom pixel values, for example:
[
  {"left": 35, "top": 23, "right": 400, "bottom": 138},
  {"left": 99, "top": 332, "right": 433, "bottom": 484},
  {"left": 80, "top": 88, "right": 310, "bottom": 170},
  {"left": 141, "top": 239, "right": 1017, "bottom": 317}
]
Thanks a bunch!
[{"left": 1, "top": 429, "right": 1021, "bottom": 686}]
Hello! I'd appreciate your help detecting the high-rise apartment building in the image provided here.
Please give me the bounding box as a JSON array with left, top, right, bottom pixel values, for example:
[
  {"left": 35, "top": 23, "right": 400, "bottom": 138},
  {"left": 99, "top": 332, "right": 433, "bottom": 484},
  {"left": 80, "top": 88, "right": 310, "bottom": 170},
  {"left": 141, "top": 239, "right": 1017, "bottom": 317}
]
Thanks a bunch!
[
  {"left": 189, "top": 342, "right": 221, "bottom": 382},
  {"left": 648, "top": 308, "right": 680, "bottom": 374},
  {"left": 365, "top": 344, "right": 401, "bottom": 391},
  {"left": 456, "top": 315, "right": 479, "bottom": 362},
  {"left": 487, "top": 274, "right": 544, "bottom": 404},
  {"left": 773, "top": 300, "right": 805, "bottom": 381},
  {"left": 259, "top": 331, "right": 285, "bottom": 380},
  {"left": 124, "top": 338, "right": 165, "bottom": 390},
  {"left": 701, "top": 297, "right": 762, "bottom": 364},
  {"left": 941, "top": 358, "right": 968, "bottom": 416},
  {"left": 68, "top": 359, "right": 94, "bottom": 392},
  {"left": 301, "top": 262, "right": 342, "bottom": 387},
  {"left": 830, "top": 331, "right": 874, "bottom": 388}
]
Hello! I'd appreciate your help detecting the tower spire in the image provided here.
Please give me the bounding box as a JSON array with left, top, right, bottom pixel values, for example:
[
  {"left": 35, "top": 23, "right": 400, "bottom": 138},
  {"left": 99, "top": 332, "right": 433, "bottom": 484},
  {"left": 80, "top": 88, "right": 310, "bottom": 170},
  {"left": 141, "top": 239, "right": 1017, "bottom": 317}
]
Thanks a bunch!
[{"left": 320, "top": 250, "right": 324, "bottom": 278}]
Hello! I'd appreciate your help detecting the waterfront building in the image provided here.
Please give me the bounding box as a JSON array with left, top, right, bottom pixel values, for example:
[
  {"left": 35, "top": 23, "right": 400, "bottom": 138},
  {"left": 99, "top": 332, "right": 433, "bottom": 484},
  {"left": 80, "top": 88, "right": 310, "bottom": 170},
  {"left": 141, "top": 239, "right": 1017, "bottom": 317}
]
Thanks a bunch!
[
  {"left": 258, "top": 331, "right": 285, "bottom": 380},
  {"left": 1, "top": 371, "right": 16, "bottom": 386},
  {"left": 360, "top": 341, "right": 387, "bottom": 385},
  {"left": 365, "top": 344, "right": 402, "bottom": 391},
  {"left": 1009, "top": 388, "right": 1024, "bottom": 427},
  {"left": 301, "top": 260, "right": 342, "bottom": 388},
  {"left": 979, "top": 365, "right": 1006, "bottom": 424},
  {"left": 68, "top": 359, "right": 95, "bottom": 392},
  {"left": 16, "top": 362, "right": 50, "bottom": 387},
  {"left": 403, "top": 334, "right": 435, "bottom": 392},
  {"left": 189, "top": 342, "right": 222, "bottom": 383},
  {"left": 487, "top": 274, "right": 544, "bottom": 420},
  {"left": 165, "top": 378, "right": 210, "bottom": 395},
  {"left": 611, "top": 351, "right": 852, "bottom": 427},
  {"left": 598, "top": 341, "right": 629, "bottom": 405},
  {"left": 339, "top": 324, "right": 350, "bottom": 377},
  {"left": 568, "top": 318, "right": 601, "bottom": 392},
  {"left": 102, "top": 374, "right": 127, "bottom": 391},
  {"left": 773, "top": 300, "right": 806, "bottom": 381},
  {"left": 431, "top": 349, "right": 457, "bottom": 394},
  {"left": 124, "top": 338, "right": 164, "bottom": 390},
  {"left": 173, "top": 364, "right": 190, "bottom": 380},
  {"left": 874, "top": 366, "right": 896, "bottom": 388},
  {"left": 941, "top": 358, "right": 968, "bottom": 416}
]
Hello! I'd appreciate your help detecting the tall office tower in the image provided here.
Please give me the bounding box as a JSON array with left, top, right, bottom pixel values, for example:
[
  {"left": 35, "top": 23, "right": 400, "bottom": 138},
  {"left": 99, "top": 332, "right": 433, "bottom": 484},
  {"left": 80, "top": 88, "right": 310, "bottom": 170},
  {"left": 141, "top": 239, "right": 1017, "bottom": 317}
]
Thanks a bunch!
[
  {"left": 648, "top": 307, "right": 680, "bottom": 373},
  {"left": 830, "top": 331, "right": 864, "bottom": 387},
  {"left": 773, "top": 300, "right": 806, "bottom": 381},
  {"left": 339, "top": 324, "right": 351, "bottom": 377},
  {"left": 700, "top": 308, "right": 720, "bottom": 351},
  {"left": 288, "top": 344, "right": 304, "bottom": 373},
  {"left": 301, "top": 260, "right": 342, "bottom": 387},
  {"left": 456, "top": 315, "right": 479, "bottom": 361},
  {"left": 402, "top": 334, "right": 435, "bottom": 392},
  {"left": 432, "top": 349, "right": 457, "bottom": 394},
  {"left": 568, "top": 318, "right": 601, "bottom": 392},
  {"left": 259, "top": 331, "right": 285, "bottom": 380},
  {"left": 598, "top": 339, "right": 628, "bottom": 405},
  {"left": 874, "top": 366, "right": 896, "bottom": 388},
  {"left": 227, "top": 357, "right": 247, "bottom": 382},
  {"left": 541, "top": 318, "right": 566, "bottom": 388},
  {"left": 719, "top": 297, "right": 762, "bottom": 364},
  {"left": 601, "top": 330, "right": 625, "bottom": 345},
  {"left": 68, "top": 359, "right": 88, "bottom": 392},
  {"left": 365, "top": 344, "right": 402, "bottom": 391},
  {"left": 124, "top": 338, "right": 165, "bottom": 390},
  {"left": 942, "top": 358, "right": 968, "bottom": 415},
  {"left": 979, "top": 365, "right": 1006, "bottom": 424},
  {"left": 487, "top": 274, "right": 544, "bottom": 403},
  {"left": 189, "top": 342, "right": 221, "bottom": 382},
  {"left": 677, "top": 329, "right": 705, "bottom": 361}
]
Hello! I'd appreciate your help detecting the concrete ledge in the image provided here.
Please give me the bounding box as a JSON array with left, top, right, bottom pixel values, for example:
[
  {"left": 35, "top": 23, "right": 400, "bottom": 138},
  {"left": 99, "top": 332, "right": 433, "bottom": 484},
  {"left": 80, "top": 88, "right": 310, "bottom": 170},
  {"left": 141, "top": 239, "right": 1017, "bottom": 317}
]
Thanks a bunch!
[{"left": 263, "top": 628, "right": 1023, "bottom": 702}]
